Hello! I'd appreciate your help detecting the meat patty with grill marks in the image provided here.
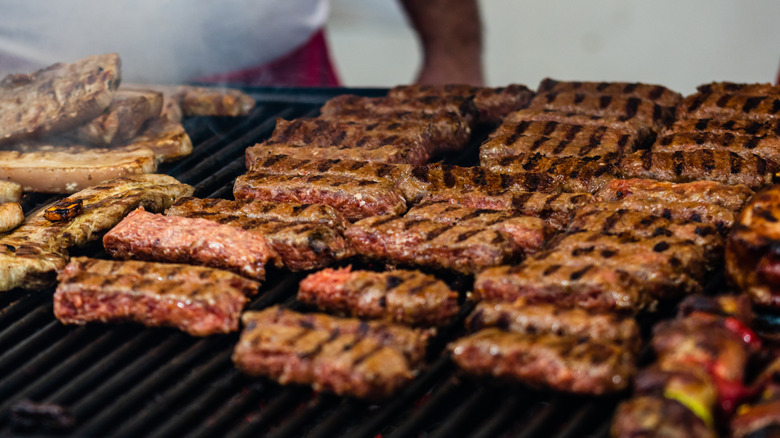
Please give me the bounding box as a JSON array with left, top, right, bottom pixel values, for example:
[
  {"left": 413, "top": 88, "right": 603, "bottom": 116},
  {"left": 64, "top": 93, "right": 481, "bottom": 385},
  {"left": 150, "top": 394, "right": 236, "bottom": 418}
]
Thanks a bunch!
[
  {"left": 696, "top": 81, "right": 780, "bottom": 96},
  {"left": 481, "top": 153, "right": 618, "bottom": 193},
  {"left": 320, "top": 94, "right": 478, "bottom": 128},
  {"left": 653, "top": 131, "right": 780, "bottom": 171},
  {"left": 619, "top": 149, "right": 771, "bottom": 189},
  {"left": 528, "top": 92, "right": 675, "bottom": 130},
  {"left": 245, "top": 154, "right": 407, "bottom": 184},
  {"left": 504, "top": 109, "right": 655, "bottom": 145},
  {"left": 537, "top": 78, "right": 683, "bottom": 107},
  {"left": 54, "top": 257, "right": 257, "bottom": 336},
  {"left": 669, "top": 117, "right": 780, "bottom": 138},
  {"left": 298, "top": 267, "right": 458, "bottom": 326},
  {"left": 596, "top": 178, "right": 754, "bottom": 212},
  {"left": 403, "top": 202, "right": 550, "bottom": 253},
  {"left": 248, "top": 139, "right": 429, "bottom": 166},
  {"left": 678, "top": 92, "right": 780, "bottom": 122},
  {"left": 575, "top": 200, "right": 735, "bottom": 235},
  {"left": 345, "top": 215, "right": 523, "bottom": 274},
  {"left": 233, "top": 172, "right": 407, "bottom": 221},
  {"left": 449, "top": 328, "right": 636, "bottom": 395}
]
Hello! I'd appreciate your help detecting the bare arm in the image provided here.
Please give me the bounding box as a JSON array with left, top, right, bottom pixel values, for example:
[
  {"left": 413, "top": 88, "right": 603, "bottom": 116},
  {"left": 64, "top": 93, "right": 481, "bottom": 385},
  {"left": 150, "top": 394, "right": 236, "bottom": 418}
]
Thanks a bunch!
[{"left": 399, "top": 0, "right": 485, "bottom": 86}]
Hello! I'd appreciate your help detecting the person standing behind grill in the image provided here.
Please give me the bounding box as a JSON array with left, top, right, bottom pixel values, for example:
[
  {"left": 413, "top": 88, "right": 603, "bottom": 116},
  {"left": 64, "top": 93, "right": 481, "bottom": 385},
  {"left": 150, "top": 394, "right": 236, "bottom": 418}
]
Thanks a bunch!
[{"left": 0, "top": 0, "right": 484, "bottom": 87}]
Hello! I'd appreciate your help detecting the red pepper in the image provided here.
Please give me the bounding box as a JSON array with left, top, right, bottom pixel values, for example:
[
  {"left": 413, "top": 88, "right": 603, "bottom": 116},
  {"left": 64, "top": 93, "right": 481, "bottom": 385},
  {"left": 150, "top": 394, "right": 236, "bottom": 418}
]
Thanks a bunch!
[{"left": 723, "top": 317, "right": 762, "bottom": 350}]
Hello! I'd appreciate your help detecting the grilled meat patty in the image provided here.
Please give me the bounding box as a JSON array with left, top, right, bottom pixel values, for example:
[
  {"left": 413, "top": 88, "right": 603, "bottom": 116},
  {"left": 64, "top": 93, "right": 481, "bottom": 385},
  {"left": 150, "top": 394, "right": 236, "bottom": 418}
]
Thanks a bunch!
[
  {"left": 726, "top": 185, "right": 780, "bottom": 309},
  {"left": 0, "top": 202, "right": 24, "bottom": 233},
  {"left": 0, "top": 53, "right": 120, "bottom": 144},
  {"left": 233, "top": 306, "right": 431, "bottom": 399},
  {"left": 103, "top": 208, "right": 278, "bottom": 281},
  {"left": 0, "top": 181, "right": 22, "bottom": 203},
  {"left": 481, "top": 153, "right": 618, "bottom": 193},
  {"left": 505, "top": 109, "right": 655, "bottom": 145},
  {"left": 528, "top": 92, "right": 674, "bottom": 130},
  {"left": 596, "top": 178, "right": 754, "bottom": 211},
  {"left": 669, "top": 117, "right": 780, "bottom": 138},
  {"left": 448, "top": 328, "right": 636, "bottom": 395},
  {"left": 0, "top": 174, "right": 192, "bottom": 292},
  {"left": 345, "top": 215, "right": 523, "bottom": 274},
  {"left": 697, "top": 81, "right": 780, "bottom": 96},
  {"left": 678, "top": 92, "right": 780, "bottom": 122},
  {"left": 576, "top": 200, "right": 735, "bottom": 235},
  {"left": 403, "top": 202, "right": 550, "bottom": 254},
  {"left": 54, "top": 257, "right": 258, "bottom": 336},
  {"left": 233, "top": 172, "right": 407, "bottom": 221},
  {"left": 611, "top": 396, "right": 716, "bottom": 438},
  {"left": 246, "top": 154, "right": 406, "bottom": 184},
  {"left": 74, "top": 88, "right": 163, "bottom": 146},
  {"left": 619, "top": 149, "right": 771, "bottom": 189},
  {"left": 298, "top": 267, "right": 459, "bottom": 326},
  {"left": 387, "top": 83, "right": 534, "bottom": 125},
  {"left": 466, "top": 300, "right": 640, "bottom": 349},
  {"left": 480, "top": 120, "right": 635, "bottom": 161},
  {"left": 320, "top": 94, "right": 478, "bottom": 128},
  {"left": 653, "top": 131, "right": 780, "bottom": 170},
  {"left": 249, "top": 140, "right": 429, "bottom": 166},
  {"left": 537, "top": 78, "right": 683, "bottom": 107}
]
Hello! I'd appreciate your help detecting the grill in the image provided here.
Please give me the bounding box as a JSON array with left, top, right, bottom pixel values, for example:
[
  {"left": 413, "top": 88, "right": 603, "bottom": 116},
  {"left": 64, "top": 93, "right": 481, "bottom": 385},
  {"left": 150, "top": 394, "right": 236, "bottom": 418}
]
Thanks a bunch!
[{"left": 2, "top": 87, "right": 620, "bottom": 438}]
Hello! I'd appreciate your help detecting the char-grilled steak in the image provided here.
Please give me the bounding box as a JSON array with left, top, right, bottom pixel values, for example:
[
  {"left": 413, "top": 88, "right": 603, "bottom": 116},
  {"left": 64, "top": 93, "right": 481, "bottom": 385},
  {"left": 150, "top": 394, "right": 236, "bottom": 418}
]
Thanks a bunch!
[
  {"left": 481, "top": 153, "right": 618, "bottom": 193},
  {"left": 611, "top": 396, "right": 716, "bottom": 438},
  {"left": 654, "top": 131, "right": 780, "bottom": 170},
  {"left": 75, "top": 88, "right": 163, "bottom": 146},
  {"left": 505, "top": 109, "right": 655, "bottom": 145},
  {"left": 448, "top": 328, "right": 636, "bottom": 395},
  {"left": 596, "top": 178, "right": 754, "bottom": 211},
  {"left": 233, "top": 306, "right": 431, "bottom": 399},
  {"left": 696, "top": 81, "right": 780, "bottom": 96},
  {"left": 619, "top": 149, "right": 771, "bottom": 189},
  {"left": 0, "top": 53, "right": 120, "bottom": 144},
  {"left": 387, "top": 83, "right": 534, "bottom": 125},
  {"left": 670, "top": 117, "right": 780, "bottom": 138},
  {"left": 466, "top": 300, "right": 640, "bottom": 348},
  {"left": 678, "top": 92, "right": 780, "bottom": 122},
  {"left": 233, "top": 172, "right": 407, "bottom": 221},
  {"left": 0, "top": 174, "right": 192, "bottom": 292},
  {"left": 537, "top": 78, "right": 683, "bottom": 107},
  {"left": 575, "top": 200, "right": 735, "bottom": 234},
  {"left": 528, "top": 92, "right": 674, "bottom": 130},
  {"left": 54, "top": 257, "right": 257, "bottom": 336},
  {"left": 246, "top": 154, "right": 406, "bottom": 184},
  {"left": 320, "top": 94, "right": 478, "bottom": 128},
  {"left": 166, "top": 197, "right": 350, "bottom": 232},
  {"left": 0, "top": 181, "right": 22, "bottom": 203},
  {"left": 345, "top": 215, "right": 522, "bottom": 274},
  {"left": 480, "top": 120, "right": 636, "bottom": 161},
  {"left": 298, "top": 267, "right": 459, "bottom": 326},
  {"left": 403, "top": 202, "right": 549, "bottom": 254},
  {"left": 249, "top": 140, "right": 428, "bottom": 166},
  {"left": 103, "top": 208, "right": 278, "bottom": 281}
]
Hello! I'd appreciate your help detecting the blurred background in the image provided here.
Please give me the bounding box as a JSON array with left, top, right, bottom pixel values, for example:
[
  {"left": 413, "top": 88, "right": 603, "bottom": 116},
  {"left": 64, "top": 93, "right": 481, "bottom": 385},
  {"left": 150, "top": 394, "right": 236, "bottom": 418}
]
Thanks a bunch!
[{"left": 327, "top": 0, "right": 780, "bottom": 94}]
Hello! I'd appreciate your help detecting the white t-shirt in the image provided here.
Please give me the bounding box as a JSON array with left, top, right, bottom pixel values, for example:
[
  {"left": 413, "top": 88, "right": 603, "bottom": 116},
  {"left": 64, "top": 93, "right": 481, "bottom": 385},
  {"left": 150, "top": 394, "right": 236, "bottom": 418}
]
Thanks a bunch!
[{"left": 0, "top": 0, "right": 329, "bottom": 83}]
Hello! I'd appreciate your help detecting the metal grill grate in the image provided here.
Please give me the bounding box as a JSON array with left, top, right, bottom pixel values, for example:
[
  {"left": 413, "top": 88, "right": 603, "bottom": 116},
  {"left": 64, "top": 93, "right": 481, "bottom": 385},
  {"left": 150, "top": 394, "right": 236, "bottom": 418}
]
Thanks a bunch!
[{"left": 0, "top": 87, "right": 618, "bottom": 438}]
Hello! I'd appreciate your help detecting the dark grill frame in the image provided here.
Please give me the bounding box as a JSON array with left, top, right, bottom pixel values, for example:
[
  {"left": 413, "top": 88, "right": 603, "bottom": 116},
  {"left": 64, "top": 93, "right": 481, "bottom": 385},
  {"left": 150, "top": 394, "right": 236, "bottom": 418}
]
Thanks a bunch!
[{"left": 0, "top": 87, "right": 619, "bottom": 438}]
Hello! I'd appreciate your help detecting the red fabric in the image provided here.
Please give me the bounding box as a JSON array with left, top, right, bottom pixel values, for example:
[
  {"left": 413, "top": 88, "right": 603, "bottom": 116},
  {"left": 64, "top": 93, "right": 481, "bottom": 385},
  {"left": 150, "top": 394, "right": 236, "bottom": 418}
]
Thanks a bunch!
[{"left": 195, "top": 30, "right": 340, "bottom": 87}]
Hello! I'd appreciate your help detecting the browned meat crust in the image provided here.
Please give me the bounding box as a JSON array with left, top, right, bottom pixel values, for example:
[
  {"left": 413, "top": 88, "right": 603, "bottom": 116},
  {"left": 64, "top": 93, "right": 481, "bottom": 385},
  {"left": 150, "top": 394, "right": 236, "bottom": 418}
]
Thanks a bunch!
[
  {"left": 0, "top": 53, "right": 121, "bottom": 144},
  {"left": 528, "top": 92, "right": 674, "bottom": 130},
  {"left": 298, "top": 267, "right": 459, "bottom": 326},
  {"left": 726, "top": 185, "right": 780, "bottom": 309},
  {"left": 678, "top": 92, "right": 780, "bottom": 122},
  {"left": 537, "top": 78, "right": 683, "bottom": 107},
  {"left": 596, "top": 178, "right": 754, "bottom": 211},
  {"left": 0, "top": 175, "right": 192, "bottom": 292},
  {"left": 54, "top": 257, "right": 257, "bottom": 336},
  {"left": 697, "top": 81, "right": 780, "bottom": 96},
  {"left": 403, "top": 202, "right": 550, "bottom": 254},
  {"left": 619, "top": 149, "right": 771, "bottom": 189},
  {"left": 653, "top": 131, "right": 780, "bottom": 170},
  {"left": 233, "top": 172, "right": 407, "bottom": 221},
  {"left": 249, "top": 140, "right": 428, "bottom": 166},
  {"left": 0, "top": 181, "right": 22, "bottom": 203},
  {"left": 233, "top": 306, "right": 431, "bottom": 399},
  {"left": 124, "top": 116, "right": 193, "bottom": 162},
  {"left": 731, "top": 384, "right": 780, "bottom": 438},
  {"left": 246, "top": 154, "right": 406, "bottom": 183},
  {"left": 345, "top": 215, "right": 522, "bottom": 274},
  {"left": 0, "top": 202, "right": 23, "bottom": 233},
  {"left": 448, "top": 328, "right": 636, "bottom": 395},
  {"left": 103, "top": 208, "right": 278, "bottom": 281},
  {"left": 127, "top": 83, "right": 255, "bottom": 117},
  {"left": 74, "top": 88, "right": 163, "bottom": 146},
  {"left": 387, "top": 83, "right": 534, "bottom": 125},
  {"left": 166, "top": 197, "right": 350, "bottom": 232},
  {"left": 320, "top": 94, "right": 479, "bottom": 127},
  {"left": 669, "top": 117, "right": 780, "bottom": 138},
  {"left": 465, "top": 300, "right": 640, "bottom": 348},
  {"left": 611, "top": 396, "right": 716, "bottom": 438},
  {"left": 504, "top": 109, "right": 655, "bottom": 145},
  {"left": 481, "top": 153, "right": 618, "bottom": 193},
  {"left": 575, "top": 200, "right": 735, "bottom": 235}
]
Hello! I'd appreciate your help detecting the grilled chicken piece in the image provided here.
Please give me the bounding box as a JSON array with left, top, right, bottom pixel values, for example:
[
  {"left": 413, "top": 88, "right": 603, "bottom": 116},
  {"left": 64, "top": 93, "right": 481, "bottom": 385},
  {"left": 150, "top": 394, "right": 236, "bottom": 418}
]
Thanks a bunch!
[
  {"left": 466, "top": 300, "right": 640, "bottom": 348},
  {"left": 74, "top": 88, "right": 163, "bottom": 146},
  {"left": 0, "top": 181, "right": 22, "bottom": 203},
  {"left": 504, "top": 109, "right": 655, "bottom": 145},
  {"left": 669, "top": 117, "right": 780, "bottom": 138},
  {"left": 166, "top": 197, "right": 350, "bottom": 232},
  {"left": 528, "top": 92, "right": 674, "bottom": 130},
  {"left": 679, "top": 92, "right": 780, "bottom": 122},
  {"left": 126, "top": 83, "right": 255, "bottom": 117},
  {"left": 0, "top": 174, "right": 192, "bottom": 292},
  {"left": 619, "top": 149, "right": 771, "bottom": 189},
  {"left": 320, "top": 94, "right": 478, "bottom": 127},
  {"left": 481, "top": 153, "right": 618, "bottom": 193},
  {"left": 246, "top": 154, "right": 406, "bottom": 184},
  {"left": 611, "top": 396, "right": 716, "bottom": 438},
  {"left": 233, "top": 306, "right": 431, "bottom": 399},
  {"left": 387, "top": 83, "right": 534, "bottom": 125},
  {"left": 0, "top": 202, "right": 23, "bottom": 233},
  {"left": 537, "top": 78, "right": 683, "bottom": 107},
  {"left": 54, "top": 257, "right": 258, "bottom": 336},
  {"left": 0, "top": 53, "right": 120, "bottom": 144},
  {"left": 233, "top": 172, "right": 407, "bottom": 221},
  {"left": 104, "top": 209, "right": 278, "bottom": 281},
  {"left": 345, "top": 215, "right": 523, "bottom": 274},
  {"left": 576, "top": 200, "right": 735, "bottom": 235},
  {"left": 653, "top": 131, "right": 780, "bottom": 170},
  {"left": 596, "top": 178, "right": 754, "bottom": 211},
  {"left": 726, "top": 185, "right": 780, "bottom": 309},
  {"left": 449, "top": 328, "right": 636, "bottom": 395},
  {"left": 298, "top": 267, "right": 459, "bottom": 326},
  {"left": 0, "top": 145, "right": 157, "bottom": 194},
  {"left": 403, "top": 201, "right": 550, "bottom": 253}
]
